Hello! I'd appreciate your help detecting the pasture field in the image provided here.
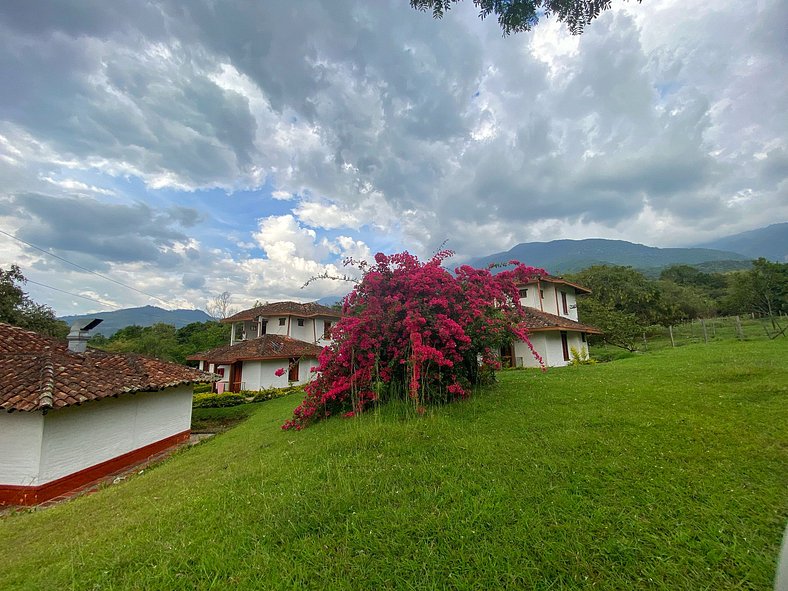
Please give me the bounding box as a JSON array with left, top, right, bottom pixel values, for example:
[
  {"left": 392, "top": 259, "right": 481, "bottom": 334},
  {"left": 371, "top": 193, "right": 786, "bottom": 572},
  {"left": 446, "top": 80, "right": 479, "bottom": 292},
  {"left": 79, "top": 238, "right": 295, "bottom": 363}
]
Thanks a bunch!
[{"left": 1, "top": 339, "right": 786, "bottom": 590}]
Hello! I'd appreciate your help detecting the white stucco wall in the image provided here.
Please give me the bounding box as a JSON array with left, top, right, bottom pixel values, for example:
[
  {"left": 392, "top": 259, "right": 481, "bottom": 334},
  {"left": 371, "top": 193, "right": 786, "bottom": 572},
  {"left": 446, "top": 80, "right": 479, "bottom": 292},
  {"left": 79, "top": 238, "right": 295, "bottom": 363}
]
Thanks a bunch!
[
  {"left": 33, "top": 386, "right": 193, "bottom": 485},
  {"left": 513, "top": 331, "right": 588, "bottom": 368},
  {"left": 0, "top": 411, "right": 44, "bottom": 486},
  {"left": 240, "top": 357, "right": 318, "bottom": 390}
]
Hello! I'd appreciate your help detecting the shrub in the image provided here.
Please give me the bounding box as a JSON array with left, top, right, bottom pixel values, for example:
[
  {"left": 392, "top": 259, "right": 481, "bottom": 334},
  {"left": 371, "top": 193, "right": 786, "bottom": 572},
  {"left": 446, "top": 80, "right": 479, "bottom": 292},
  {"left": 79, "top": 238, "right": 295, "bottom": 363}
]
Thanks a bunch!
[
  {"left": 569, "top": 346, "right": 596, "bottom": 366},
  {"left": 193, "top": 392, "right": 246, "bottom": 408},
  {"left": 284, "top": 250, "right": 544, "bottom": 430},
  {"left": 193, "top": 383, "right": 213, "bottom": 394}
]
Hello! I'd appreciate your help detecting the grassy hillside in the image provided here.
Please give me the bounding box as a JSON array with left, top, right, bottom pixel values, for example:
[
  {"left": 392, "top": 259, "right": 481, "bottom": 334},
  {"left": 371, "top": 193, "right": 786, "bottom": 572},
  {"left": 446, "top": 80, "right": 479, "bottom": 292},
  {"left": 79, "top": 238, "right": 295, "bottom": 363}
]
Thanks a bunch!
[{"left": 1, "top": 340, "right": 787, "bottom": 590}]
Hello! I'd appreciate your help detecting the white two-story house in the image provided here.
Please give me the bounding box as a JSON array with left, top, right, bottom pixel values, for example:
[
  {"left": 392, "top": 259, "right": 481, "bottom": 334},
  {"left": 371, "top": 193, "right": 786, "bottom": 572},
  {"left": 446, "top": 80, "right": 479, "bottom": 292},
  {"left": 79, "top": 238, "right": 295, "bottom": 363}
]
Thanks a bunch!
[
  {"left": 507, "top": 276, "right": 601, "bottom": 368},
  {"left": 188, "top": 301, "right": 341, "bottom": 392}
]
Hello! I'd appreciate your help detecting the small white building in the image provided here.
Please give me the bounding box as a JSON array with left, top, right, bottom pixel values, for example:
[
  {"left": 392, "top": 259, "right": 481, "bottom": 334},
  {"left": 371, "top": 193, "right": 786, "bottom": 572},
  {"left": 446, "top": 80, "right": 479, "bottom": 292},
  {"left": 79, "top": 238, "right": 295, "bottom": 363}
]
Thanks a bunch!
[
  {"left": 188, "top": 334, "right": 324, "bottom": 392},
  {"left": 506, "top": 276, "right": 602, "bottom": 367},
  {"left": 188, "top": 301, "right": 339, "bottom": 392},
  {"left": 0, "top": 322, "right": 214, "bottom": 506}
]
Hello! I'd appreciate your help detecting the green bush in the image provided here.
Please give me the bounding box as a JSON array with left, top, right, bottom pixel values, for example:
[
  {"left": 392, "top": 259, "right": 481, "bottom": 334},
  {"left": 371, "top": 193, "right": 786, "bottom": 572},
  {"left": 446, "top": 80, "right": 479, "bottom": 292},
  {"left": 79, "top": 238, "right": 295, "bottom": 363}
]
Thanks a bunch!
[
  {"left": 244, "top": 385, "right": 305, "bottom": 404},
  {"left": 193, "top": 392, "right": 246, "bottom": 408},
  {"left": 193, "top": 383, "right": 213, "bottom": 394}
]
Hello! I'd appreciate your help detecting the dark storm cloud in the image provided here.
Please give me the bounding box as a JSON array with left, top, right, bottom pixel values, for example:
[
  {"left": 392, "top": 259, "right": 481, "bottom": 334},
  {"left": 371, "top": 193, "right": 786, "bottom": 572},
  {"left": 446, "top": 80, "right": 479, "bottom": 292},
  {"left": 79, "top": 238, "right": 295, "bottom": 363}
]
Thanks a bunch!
[
  {"left": 7, "top": 193, "right": 199, "bottom": 264},
  {"left": 0, "top": 0, "right": 786, "bottom": 261}
]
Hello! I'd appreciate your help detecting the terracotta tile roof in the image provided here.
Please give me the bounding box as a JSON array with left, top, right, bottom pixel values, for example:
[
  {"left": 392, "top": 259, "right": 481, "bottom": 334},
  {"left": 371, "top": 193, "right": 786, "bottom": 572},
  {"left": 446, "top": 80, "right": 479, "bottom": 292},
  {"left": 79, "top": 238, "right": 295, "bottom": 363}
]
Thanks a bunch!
[
  {"left": 187, "top": 334, "right": 324, "bottom": 364},
  {"left": 224, "top": 301, "right": 341, "bottom": 323},
  {"left": 0, "top": 323, "right": 215, "bottom": 413},
  {"left": 522, "top": 308, "right": 603, "bottom": 334}
]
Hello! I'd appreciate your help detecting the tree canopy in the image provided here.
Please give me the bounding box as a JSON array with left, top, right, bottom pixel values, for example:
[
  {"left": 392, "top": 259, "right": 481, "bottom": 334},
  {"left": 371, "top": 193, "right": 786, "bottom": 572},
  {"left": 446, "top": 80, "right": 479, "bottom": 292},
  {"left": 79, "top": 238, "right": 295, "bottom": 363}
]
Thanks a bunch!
[
  {"left": 0, "top": 265, "right": 68, "bottom": 338},
  {"left": 410, "top": 0, "right": 637, "bottom": 35}
]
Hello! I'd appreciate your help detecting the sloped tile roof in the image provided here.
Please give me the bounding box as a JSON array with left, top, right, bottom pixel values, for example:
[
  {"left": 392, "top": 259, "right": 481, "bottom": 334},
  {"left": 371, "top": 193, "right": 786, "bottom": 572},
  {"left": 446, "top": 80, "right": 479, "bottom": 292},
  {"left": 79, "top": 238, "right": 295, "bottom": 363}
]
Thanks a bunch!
[
  {"left": 224, "top": 301, "right": 340, "bottom": 323},
  {"left": 187, "top": 334, "right": 324, "bottom": 364},
  {"left": 522, "top": 308, "right": 603, "bottom": 334},
  {"left": 0, "top": 323, "right": 215, "bottom": 413}
]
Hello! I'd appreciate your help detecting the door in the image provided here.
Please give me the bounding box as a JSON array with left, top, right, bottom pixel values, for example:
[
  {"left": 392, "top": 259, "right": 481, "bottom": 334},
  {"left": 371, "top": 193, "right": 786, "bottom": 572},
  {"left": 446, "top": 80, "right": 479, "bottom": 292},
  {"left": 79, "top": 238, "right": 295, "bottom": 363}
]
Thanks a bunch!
[
  {"left": 230, "top": 361, "right": 243, "bottom": 392},
  {"left": 288, "top": 358, "right": 299, "bottom": 382}
]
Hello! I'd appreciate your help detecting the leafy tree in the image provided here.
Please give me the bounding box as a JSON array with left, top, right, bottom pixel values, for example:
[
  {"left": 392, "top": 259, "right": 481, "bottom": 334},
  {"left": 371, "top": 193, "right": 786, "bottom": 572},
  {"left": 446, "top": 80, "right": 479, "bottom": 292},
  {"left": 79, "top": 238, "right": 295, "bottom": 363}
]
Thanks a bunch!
[
  {"left": 577, "top": 298, "right": 642, "bottom": 351},
  {"left": 284, "top": 251, "right": 544, "bottom": 430},
  {"left": 660, "top": 264, "right": 729, "bottom": 304},
  {"left": 0, "top": 265, "right": 69, "bottom": 338},
  {"left": 656, "top": 280, "right": 716, "bottom": 324},
  {"left": 90, "top": 320, "right": 231, "bottom": 363},
  {"left": 567, "top": 265, "right": 665, "bottom": 325},
  {"left": 410, "top": 0, "right": 638, "bottom": 35},
  {"left": 724, "top": 259, "right": 787, "bottom": 334}
]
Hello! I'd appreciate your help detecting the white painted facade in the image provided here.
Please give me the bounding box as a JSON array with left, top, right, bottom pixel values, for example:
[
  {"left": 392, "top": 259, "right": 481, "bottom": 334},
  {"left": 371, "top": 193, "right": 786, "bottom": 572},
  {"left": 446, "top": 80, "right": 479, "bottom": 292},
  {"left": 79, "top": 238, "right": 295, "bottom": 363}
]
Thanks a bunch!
[
  {"left": 0, "top": 386, "right": 192, "bottom": 487},
  {"left": 231, "top": 316, "right": 336, "bottom": 346},
  {"left": 199, "top": 358, "right": 318, "bottom": 391},
  {"left": 512, "top": 331, "right": 589, "bottom": 368},
  {"left": 518, "top": 281, "right": 579, "bottom": 321}
]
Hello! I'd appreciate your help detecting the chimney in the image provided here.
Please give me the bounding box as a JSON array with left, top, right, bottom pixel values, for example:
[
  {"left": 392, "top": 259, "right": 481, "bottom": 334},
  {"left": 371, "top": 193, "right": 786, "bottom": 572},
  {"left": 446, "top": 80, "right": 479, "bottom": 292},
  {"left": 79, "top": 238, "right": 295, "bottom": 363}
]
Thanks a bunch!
[{"left": 67, "top": 318, "right": 103, "bottom": 353}]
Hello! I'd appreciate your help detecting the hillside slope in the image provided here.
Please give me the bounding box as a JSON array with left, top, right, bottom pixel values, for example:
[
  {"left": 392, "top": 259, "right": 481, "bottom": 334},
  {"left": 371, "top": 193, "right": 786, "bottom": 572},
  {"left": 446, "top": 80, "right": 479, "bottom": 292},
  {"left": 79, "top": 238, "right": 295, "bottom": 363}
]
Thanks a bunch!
[
  {"left": 468, "top": 238, "right": 747, "bottom": 274},
  {"left": 60, "top": 305, "right": 212, "bottom": 337},
  {"left": 1, "top": 341, "right": 785, "bottom": 590},
  {"left": 694, "top": 222, "right": 788, "bottom": 262}
]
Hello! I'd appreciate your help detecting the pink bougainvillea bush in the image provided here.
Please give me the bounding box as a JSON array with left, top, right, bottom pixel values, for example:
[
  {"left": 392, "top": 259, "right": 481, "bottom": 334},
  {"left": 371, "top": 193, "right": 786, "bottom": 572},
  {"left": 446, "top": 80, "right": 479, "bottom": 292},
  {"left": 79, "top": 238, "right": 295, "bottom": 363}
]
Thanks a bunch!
[{"left": 283, "top": 250, "right": 544, "bottom": 430}]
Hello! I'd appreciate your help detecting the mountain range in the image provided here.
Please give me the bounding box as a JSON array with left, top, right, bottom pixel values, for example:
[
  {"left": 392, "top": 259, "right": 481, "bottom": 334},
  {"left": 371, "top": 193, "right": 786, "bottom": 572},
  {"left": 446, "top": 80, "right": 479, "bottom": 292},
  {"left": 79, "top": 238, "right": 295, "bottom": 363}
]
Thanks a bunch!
[
  {"left": 693, "top": 222, "right": 787, "bottom": 262},
  {"left": 467, "top": 222, "right": 787, "bottom": 274},
  {"left": 60, "top": 306, "right": 212, "bottom": 337}
]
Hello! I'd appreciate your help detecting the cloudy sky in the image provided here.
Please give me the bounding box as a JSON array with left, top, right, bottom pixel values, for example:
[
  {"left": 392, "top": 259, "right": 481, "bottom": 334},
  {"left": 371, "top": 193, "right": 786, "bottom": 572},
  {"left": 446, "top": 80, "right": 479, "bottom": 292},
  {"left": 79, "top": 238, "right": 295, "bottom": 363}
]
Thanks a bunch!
[{"left": 1, "top": 0, "right": 786, "bottom": 316}]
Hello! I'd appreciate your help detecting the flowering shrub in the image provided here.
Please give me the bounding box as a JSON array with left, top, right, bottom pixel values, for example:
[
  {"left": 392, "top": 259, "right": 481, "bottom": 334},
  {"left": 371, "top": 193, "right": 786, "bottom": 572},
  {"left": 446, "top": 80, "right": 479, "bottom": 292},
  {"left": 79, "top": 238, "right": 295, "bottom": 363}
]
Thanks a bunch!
[{"left": 283, "top": 250, "right": 544, "bottom": 430}]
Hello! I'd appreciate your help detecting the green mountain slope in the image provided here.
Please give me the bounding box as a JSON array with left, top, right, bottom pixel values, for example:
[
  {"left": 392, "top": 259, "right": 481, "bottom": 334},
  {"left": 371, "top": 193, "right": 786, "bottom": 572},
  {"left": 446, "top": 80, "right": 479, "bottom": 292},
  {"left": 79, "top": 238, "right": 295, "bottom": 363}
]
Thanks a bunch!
[
  {"left": 468, "top": 238, "right": 748, "bottom": 274},
  {"left": 694, "top": 222, "right": 788, "bottom": 262}
]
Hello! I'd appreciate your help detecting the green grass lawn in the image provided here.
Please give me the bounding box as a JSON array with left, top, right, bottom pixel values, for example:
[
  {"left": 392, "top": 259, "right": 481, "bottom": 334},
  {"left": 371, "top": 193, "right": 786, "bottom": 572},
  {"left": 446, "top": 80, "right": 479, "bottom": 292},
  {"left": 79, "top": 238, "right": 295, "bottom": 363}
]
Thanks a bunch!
[{"left": 1, "top": 340, "right": 786, "bottom": 590}]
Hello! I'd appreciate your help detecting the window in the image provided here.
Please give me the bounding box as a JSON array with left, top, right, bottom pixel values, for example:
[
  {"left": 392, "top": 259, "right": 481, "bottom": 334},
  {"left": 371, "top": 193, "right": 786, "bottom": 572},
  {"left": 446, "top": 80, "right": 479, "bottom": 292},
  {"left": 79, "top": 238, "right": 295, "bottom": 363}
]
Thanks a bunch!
[
  {"left": 278, "top": 317, "right": 286, "bottom": 326},
  {"left": 581, "top": 333, "right": 586, "bottom": 343},
  {"left": 323, "top": 321, "right": 333, "bottom": 339},
  {"left": 561, "top": 292, "right": 568, "bottom": 315},
  {"left": 288, "top": 358, "right": 299, "bottom": 382},
  {"left": 560, "top": 331, "right": 569, "bottom": 362},
  {"left": 518, "top": 288, "right": 528, "bottom": 298},
  {"left": 297, "top": 319, "right": 305, "bottom": 327},
  {"left": 260, "top": 320, "right": 267, "bottom": 335}
]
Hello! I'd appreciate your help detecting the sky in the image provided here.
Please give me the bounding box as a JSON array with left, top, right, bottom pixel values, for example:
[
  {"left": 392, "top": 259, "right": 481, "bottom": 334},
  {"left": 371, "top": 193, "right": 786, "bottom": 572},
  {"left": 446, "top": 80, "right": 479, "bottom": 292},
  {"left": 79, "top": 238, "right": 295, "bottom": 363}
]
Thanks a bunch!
[{"left": 0, "top": 0, "right": 786, "bottom": 316}]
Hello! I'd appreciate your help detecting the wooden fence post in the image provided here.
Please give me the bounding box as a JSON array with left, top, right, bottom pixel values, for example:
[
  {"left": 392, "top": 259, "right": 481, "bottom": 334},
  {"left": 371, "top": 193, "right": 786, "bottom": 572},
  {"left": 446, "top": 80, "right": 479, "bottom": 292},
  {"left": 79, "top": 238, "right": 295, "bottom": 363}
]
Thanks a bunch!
[
  {"left": 735, "top": 316, "right": 744, "bottom": 340},
  {"left": 669, "top": 325, "right": 675, "bottom": 348},
  {"left": 701, "top": 319, "right": 708, "bottom": 344}
]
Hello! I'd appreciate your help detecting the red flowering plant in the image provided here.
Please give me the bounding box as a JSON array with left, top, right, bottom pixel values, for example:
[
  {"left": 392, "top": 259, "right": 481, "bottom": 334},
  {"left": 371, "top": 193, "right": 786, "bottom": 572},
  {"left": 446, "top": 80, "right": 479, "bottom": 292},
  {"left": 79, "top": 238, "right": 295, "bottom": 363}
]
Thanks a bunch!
[{"left": 282, "top": 250, "right": 544, "bottom": 430}]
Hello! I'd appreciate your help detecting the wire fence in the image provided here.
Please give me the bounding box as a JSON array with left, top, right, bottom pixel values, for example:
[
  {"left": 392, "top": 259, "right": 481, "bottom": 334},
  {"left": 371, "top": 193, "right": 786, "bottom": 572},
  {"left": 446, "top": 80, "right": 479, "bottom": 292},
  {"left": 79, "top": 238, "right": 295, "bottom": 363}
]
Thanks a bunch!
[{"left": 589, "top": 314, "right": 787, "bottom": 356}]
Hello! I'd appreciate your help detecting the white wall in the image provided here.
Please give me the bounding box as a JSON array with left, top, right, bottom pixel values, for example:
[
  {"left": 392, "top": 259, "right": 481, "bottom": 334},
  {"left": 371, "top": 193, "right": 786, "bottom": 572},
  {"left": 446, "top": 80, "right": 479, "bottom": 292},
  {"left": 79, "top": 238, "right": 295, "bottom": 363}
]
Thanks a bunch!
[
  {"left": 0, "top": 412, "right": 44, "bottom": 486},
  {"left": 36, "top": 386, "right": 193, "bottom": 485},
  {"left": 240, "top": 357, "right": 318, "bottom": 390},
  {"left": 513, "top": 331, "right": 588, "bottom": 368}
]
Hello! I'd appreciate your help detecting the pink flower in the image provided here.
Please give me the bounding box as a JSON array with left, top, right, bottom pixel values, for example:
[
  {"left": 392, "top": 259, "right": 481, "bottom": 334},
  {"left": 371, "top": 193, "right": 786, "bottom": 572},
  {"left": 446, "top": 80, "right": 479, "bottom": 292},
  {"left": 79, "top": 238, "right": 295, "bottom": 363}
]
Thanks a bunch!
[{"left": 274, "top": 368, "right": 285, "bottom": 377}]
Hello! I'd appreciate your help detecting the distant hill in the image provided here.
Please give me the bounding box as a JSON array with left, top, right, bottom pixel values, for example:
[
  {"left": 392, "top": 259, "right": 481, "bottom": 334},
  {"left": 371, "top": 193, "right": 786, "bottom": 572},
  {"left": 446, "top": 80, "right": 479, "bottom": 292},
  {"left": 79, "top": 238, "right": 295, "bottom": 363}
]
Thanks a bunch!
[
  {"left": 693, "top": 223, "right": 787, "bottom": 262},
  {"left": 60, "top": 305, "right": 213, "bottom": 337},
  {"left": 468, "top": 239, "right": 749, "bottom": 275},
  {"left": 316, "top": 295, "right": 344, "bottom": 307}
]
